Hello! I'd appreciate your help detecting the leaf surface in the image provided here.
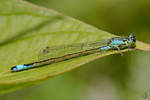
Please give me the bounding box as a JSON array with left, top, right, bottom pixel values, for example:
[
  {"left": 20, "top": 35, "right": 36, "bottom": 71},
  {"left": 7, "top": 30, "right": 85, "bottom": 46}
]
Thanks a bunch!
[{"left": 0, "top": 0, "right": 149, "bottom": 94}]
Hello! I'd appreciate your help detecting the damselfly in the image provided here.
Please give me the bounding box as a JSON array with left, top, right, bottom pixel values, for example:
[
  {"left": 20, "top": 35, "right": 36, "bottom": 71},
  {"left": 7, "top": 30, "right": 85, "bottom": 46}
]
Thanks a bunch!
[{"left": 11, "top": 34, "right": 136, "bottom": 72}]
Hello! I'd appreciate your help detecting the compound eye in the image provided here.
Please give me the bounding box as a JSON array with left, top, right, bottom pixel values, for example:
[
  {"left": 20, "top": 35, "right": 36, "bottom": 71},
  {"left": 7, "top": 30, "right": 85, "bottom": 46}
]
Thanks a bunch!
[
  {"left": 132, "top": 38, "right": 136, "bottom": 42},
  {"left": 131, "top": 36, "right": 136, "bottom": 42},
  {"left": 129, "top": 34, "right": 136, "bottom": 42}
]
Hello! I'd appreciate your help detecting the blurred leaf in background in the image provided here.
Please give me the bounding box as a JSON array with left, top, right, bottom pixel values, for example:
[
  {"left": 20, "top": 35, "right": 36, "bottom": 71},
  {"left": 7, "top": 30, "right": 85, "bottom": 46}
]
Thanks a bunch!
[{"left": 0, "top": 0, "right": 150, "bottom": 100}]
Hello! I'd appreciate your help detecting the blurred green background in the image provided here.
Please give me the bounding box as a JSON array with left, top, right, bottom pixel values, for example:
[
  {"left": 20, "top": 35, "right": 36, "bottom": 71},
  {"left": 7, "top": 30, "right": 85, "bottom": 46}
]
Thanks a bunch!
[{"left": 0, "top": 0, "right": 150, "bottom": 100}]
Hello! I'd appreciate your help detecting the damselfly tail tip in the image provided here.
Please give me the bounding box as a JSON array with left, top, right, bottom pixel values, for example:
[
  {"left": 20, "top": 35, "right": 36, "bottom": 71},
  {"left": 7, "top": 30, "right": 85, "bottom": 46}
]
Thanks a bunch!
[{"left": 10, "top": 66, "right": 17, "bottom": 72}]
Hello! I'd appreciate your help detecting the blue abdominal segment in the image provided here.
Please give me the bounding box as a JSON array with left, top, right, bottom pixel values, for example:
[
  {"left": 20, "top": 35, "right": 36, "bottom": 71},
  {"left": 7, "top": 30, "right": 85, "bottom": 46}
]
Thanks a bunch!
[
  {"left": 99, "top": 46, "right": 111, "bottom": 51},
  {"left": 11, "top": 64, "right": 34, "bottom": 72}
]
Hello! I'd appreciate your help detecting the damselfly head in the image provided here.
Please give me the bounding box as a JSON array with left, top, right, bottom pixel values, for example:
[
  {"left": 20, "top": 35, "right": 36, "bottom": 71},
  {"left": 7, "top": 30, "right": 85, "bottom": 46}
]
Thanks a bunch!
[{"left": 128, "top": 34, "right": 136, "bottom": 48}]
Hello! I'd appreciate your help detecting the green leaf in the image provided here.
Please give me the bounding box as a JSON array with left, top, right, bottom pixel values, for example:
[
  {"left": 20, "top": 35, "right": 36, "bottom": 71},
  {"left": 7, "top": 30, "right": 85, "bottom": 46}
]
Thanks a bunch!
[{"left": 0, "top": 0, "right": 149, "bottom": 94}]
